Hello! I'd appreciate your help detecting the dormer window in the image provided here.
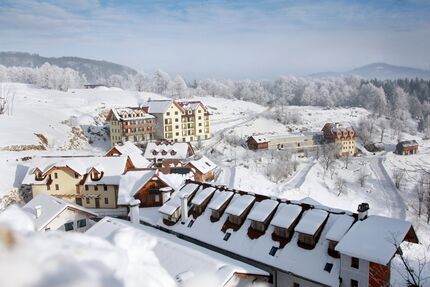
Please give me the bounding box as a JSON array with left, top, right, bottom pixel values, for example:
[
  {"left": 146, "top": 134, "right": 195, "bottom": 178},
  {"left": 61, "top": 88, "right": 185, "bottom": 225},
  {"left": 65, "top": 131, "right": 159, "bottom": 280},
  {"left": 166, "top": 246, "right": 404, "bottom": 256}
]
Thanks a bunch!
[{"left": 35, "top": 170, "right": 44, "bottom": 181}]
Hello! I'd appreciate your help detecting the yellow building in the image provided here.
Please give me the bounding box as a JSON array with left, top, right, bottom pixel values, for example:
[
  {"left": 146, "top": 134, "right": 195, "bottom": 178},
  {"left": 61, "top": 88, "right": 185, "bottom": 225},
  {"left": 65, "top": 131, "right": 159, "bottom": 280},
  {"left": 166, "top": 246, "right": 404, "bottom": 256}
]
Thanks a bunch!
[
  {"left": 322, "top": 122, "right": 356, "bottom": 156},
  {"left": 177, "top": 101, "right": 211, "bottom": 142}
]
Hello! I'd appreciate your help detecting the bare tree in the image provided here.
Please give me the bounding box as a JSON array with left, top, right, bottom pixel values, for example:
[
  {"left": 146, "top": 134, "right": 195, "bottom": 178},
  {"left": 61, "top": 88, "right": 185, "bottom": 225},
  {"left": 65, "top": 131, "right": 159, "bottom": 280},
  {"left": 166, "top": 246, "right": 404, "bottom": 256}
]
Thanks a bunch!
[
  {"left": 393, "top": 168, "right": 406, "bottom": 189},
  {"left": 357, "top": 168, "right": 369, "bottom": 187},
  {"left": 319, "top": 143, "right": 338, "bottom": 172},
  {"left": 341, "top": 153, "right": 351, "bottom": 169},
  {"left": 335, "top": 176, "right": 347, "bottom": 196},
  {"left": 426, "top": 184, "right": 430, "bottom": 224},
  {"left": 0, "top": 84, "right": 16, "bottom": 116}
]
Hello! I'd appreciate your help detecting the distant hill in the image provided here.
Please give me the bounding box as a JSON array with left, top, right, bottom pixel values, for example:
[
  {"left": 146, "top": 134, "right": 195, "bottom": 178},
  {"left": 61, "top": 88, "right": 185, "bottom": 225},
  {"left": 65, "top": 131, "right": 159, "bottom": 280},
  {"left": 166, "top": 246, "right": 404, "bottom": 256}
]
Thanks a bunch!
[
  {"left": 309, "top": 63, "right": 430, "bottom": 80},
  {"left": 347, "top": 63, "right": 430, "bottom": 80},
  {"left": 0, "top": 51, "right": 138, "bottom": 83}
]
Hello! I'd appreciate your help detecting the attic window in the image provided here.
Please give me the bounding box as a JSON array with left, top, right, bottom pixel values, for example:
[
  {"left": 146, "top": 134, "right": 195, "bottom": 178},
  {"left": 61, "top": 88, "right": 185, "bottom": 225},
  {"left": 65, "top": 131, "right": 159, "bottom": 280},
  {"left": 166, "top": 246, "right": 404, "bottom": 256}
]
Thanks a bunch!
[
  {"left": 223, "top": 232, "right": 231, "bottom": 241},
  {"left": 187, "top": 220, "right": 194, "bottom": 228},
  {"left": 269, "top": 246, "right": 278, "bottom": 256},
  {"left": 324, "top": 263, "right": 333, "bottom": 273}
]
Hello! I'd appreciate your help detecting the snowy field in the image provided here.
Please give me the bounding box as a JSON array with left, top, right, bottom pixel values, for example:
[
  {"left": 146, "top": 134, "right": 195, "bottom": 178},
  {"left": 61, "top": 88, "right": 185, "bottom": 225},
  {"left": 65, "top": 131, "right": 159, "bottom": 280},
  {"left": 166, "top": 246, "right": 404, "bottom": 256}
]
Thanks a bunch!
[{"left": 0, "top": 83, "right": 429, "bottom": 285}]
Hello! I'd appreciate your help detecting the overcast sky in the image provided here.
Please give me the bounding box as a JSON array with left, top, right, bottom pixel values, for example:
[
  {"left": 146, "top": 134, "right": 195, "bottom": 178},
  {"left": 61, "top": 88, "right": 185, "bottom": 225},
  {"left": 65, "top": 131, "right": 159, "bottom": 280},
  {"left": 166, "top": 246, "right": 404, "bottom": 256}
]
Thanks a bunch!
[{"left": 1, "top": 0, "right": 430, "bottom": 79}]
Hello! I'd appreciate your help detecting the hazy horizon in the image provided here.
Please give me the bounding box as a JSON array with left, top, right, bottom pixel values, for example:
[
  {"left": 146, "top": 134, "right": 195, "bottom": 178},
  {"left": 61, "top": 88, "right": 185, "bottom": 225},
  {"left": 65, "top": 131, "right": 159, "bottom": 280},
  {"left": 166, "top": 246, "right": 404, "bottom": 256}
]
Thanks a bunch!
[{"left": 1, "top": 0, "right": 430, "bottom": 79}]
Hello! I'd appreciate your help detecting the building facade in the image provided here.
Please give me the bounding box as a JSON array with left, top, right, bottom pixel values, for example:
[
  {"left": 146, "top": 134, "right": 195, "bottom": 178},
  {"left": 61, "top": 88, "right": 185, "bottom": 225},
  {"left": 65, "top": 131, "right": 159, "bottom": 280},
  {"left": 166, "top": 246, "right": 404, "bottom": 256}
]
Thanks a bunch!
[{"left": 322, "top": 122, "right": 356, "bottom": 156}]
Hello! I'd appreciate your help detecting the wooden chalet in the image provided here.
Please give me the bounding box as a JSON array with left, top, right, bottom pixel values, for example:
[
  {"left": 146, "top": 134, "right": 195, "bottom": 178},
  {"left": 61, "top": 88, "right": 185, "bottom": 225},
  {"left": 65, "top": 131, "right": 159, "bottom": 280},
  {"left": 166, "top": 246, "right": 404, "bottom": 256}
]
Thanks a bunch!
[{"left": 395, "top": 140, "right": 418, "bottom": 155}]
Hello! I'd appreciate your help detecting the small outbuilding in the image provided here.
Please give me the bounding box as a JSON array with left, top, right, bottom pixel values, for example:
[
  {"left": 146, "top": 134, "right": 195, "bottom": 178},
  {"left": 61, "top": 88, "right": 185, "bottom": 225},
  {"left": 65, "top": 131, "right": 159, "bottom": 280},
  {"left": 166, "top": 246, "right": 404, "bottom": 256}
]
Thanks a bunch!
[{"left": 395, "top": 140, "right": 418, "bottom": 155}]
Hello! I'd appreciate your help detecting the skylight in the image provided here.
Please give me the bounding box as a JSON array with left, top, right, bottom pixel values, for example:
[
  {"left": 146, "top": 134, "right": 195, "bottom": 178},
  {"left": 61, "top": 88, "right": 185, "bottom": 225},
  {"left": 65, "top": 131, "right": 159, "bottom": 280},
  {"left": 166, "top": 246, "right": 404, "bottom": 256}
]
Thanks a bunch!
[
  {"left": 223, "top": 232, "right": 231, "bottom": 241},
  {"left": 269, "top": 246, "right": 278, "bottom": 256}
]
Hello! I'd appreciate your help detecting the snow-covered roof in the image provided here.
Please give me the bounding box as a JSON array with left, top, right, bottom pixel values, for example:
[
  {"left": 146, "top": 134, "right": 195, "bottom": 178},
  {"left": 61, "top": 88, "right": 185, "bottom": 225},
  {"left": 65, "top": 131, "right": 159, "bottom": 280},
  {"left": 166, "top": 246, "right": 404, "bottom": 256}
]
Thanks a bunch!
[
  {"left": 141, "top": 100, "right": 174, "bottom": 114},
  {"left": 247, "top": 199, "right": 279, "bottom": 222},
  {"left": 22, "top": 156, "right": 129, "bottom": 185},
  {"left": 294, "top": 209, "right": 328, "bottom": 235},
  {"left": 176, "top": 100, "right": 205, "bottom": 111},
  {"left": 158, "top": 183, "right": 200, "bottom": 216},
  {"left": 397, "top": 140, "right": 418, "bottom": 148},
  {"left": 108, "top": 141, "right": 152, "bottom": 168},
  {"left": 270, "top": 203, "right": 302, "bottom": 229},
  {"left": 87, "top": 217, "right": 269, "bottom": 286},
  {"left": 335, "top": 216, "right": 415, "bottom": 265},
  {"left": 224, "top": 194, "right": 255, "bottom": 217},
  {"left": 158, "top": 202, "right": 180, "bottom": 216},
  {"left": 22, "top": 193, "right": 97, "bottom": 231},
  {"left": 144, "top": 142, "right": 193, "bottom": 160},
  {"left": 117, "top": 170, "right": 158, "bottom": 205},
  {"left": 207, "top": 190, "right": 234, "bottom": 210},
  {"left": 191, "top": 187, "right": 216, "bottom": 206},
  {"left": 249, "top": 135, "right": 269, "bottom": 143},
  {"left": 111, "top": 107, "right": 155, "bottom": 121},
  {"left": 186, "top": 156, "right": 217, "bottom": 174},
  {"left": 325, "top": 215, "right": 354, "bottom": 242}
]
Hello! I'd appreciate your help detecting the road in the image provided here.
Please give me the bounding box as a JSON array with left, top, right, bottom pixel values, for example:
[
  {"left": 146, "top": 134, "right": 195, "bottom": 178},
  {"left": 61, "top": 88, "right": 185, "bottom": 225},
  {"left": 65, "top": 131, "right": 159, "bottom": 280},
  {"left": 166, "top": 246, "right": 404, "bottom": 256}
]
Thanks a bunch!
[
  {"left": 283, "top": 160, "right": 316, "bottom": 189},
  {"left": 366, "top": 156, "right": 406, "bottom": 219}
]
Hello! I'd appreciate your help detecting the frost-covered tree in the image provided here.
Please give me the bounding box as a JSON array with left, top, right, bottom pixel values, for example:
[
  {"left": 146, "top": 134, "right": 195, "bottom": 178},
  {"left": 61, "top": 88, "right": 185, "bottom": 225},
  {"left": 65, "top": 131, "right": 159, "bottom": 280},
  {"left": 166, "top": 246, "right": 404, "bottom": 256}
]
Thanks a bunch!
[{"left": 152, "top": 69, "right": 171, "bottom": 95}]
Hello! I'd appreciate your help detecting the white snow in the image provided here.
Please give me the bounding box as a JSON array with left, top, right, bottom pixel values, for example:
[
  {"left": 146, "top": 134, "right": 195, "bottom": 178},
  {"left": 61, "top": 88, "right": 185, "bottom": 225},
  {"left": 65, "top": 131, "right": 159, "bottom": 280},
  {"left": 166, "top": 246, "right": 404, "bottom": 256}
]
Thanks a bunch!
[
  {"left": 187, "top": 155, "right": 217, "bottom": 174},
  {"left": 191, "top": 187, "right": 216, "bottom": 206},
  {"left": 294, "top": 209, "right": 328, "bottom": 235},
  {"left": 247, "top": 199, "right": 278, "bottom": 222},
  {"left": 325, "top": 215, "right": 355, "bottom": 242},
  {"left": 207, "top": 190, "right": 234, "bottom": 210},
  {"left": 335, "top": 215, "right": 415, "bottom": 265},
  {"left": 117, "top": 170, "right": 157, "bottom": 205},
  {"left": 224, "top": 194, "right": 255, "bottom": 217},
  {"left": 22, "top": 193, "right": 97, "bottom": 231},
  {"left": 107, "top": 141, "right": 152, "bottom": 168},
  {"left": 141, "top": 100, "right": 173, "bottom": 114},
  {"left": 270, "top": 204, "right": 302, "bottom": 229}
]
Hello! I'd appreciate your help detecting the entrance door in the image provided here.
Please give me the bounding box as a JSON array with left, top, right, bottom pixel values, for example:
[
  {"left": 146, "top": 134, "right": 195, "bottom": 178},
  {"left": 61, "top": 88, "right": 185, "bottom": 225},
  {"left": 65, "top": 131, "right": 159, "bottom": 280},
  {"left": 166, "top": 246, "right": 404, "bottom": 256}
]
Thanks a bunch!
[{"left": 95, "top": 198, "right": 100, "bottom": 208}]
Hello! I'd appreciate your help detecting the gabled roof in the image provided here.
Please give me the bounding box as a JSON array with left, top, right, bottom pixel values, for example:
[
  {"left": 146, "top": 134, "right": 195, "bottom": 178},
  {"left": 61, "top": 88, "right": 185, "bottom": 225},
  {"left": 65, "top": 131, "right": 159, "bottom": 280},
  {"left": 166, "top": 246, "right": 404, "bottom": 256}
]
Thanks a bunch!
[
  {"left": 144, "top": 142, "right": 194, "bottom": 160},
  {"left": 335, "top": 215, "right": 418, "bottom": 265},
  {"left": 108, "top": 107, "right": 155, "bottom": 121},
  {"left": 191, "top": 187, "right": 216, "bottom": 206},
  {"left": 325, "top": 215, "right": 354, "bottom": 242},
  {"left": 397, "top": 140, "right": 418, "bottom": 148},
  {"left": 186, "top": 155, "right": 217, "bottom": 174},
  {"left": 248, "top": 135, "right": 269, "bottom": 144},
  {"left": 294, "top": 209, "right": 328, "bottom": 236},
  {"left": 140, "top": 100, "right": 183, "bottom": 114},
  {"left": 117, "top": 169, "right": 159, "bottom": 205},
  {"left": 207, "top": 190, "right": 234, "bottom": 210},
  {"left": 158, "top": 183, "right": 201, "bottom": 216},
  {"left": 270, "top": 203, "right": 302, "bottom": 229},
  {"left": 22, "top": 193, "right": 97, "bottom": 231},
  {"left": 176, "top": 100, "right": 207, "bottom": 112},
  {"left": 87, "top": 217, "right": 269, "bottom": 286},
  {"left": 107, "top": 141, "right": 152, "bottom": 168},
  {"left": 224, "top": 194, "right": 255, "bottom": 217}
]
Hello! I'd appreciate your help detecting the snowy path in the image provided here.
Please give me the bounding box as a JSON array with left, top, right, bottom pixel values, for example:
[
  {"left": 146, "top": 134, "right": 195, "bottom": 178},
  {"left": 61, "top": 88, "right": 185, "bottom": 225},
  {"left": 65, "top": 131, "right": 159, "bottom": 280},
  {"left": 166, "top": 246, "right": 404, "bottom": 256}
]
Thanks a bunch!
[
  {"left": 215, "top": 166, "right": 236, "bottom": 189},
  {"left": 367, "top": 156, "right": 406, "bottom": 219},
  {"left": 283, "top": 160, "right": 315, "bottom": 190}
]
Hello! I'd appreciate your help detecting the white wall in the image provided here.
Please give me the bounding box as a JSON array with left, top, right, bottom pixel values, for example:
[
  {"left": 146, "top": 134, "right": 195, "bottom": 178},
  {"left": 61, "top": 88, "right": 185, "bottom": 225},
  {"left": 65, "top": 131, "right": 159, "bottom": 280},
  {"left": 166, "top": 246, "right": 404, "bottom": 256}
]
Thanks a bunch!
[
  {"left": 339, "top": 254, "right": 369, "bottom": 287},
  {"left": 276, "top": 271, "right": 325, "bottom": 287},
  {"left": 44, "top": 208, "right": 94, "bottom": 232}
]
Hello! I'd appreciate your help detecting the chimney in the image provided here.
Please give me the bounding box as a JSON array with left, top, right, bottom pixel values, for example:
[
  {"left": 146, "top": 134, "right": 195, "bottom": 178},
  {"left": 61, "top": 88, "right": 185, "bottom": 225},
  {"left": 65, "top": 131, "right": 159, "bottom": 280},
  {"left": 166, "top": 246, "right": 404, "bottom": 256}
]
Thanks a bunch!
[
  {"left": 180, "top": 195, "right": 189, "bottom": 223},
  {"left": 357, "top": 203, "right": 369, "bottom": 220},
  {"left": 35, "top": 205, "right": 42, "bottom": 218},
  {"left": 335, "top": 122, "right": 340, "bottom": 129},
  {"left": 129, "top": 199, "right": 141, "bottom": 225}
]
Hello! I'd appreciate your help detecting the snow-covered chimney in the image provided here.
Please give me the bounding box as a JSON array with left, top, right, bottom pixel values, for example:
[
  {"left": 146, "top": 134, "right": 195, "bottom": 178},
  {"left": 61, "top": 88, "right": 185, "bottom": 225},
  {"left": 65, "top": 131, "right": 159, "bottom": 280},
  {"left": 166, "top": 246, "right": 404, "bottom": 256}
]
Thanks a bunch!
[
  {"left": 335, "top": 122, "right": 340, "bottom": 129},
  {"left": 181, "top": 195, "right": 189, "bottom": 223},
  {"left": 357, "top": 203, "right": 369, "bottom": 220},
  {"left": 35, "top": 205, "right": 42, "bottom": 218},
  {"left": 129, "top": 199, "right": 141, "bottom": 225}
]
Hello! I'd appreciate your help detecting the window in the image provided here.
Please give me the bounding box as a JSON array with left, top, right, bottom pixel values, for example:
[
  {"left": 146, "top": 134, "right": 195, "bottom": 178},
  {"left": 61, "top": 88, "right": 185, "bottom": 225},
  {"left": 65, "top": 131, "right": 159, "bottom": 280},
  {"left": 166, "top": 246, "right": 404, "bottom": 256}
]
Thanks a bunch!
[
  {"left": 269, "top": 246, "right": 278, "bottom": 256},
  {"left": 94, "top": 185, "right": 98, "bottom": 191},
  {"left": 77, "top": 219, "right": 86, "bottom": 228},
  {"left": 350, "top": 279, "right": 358, "bottom": 287},
  {"left": 324, "top": 263, "right": 333, "bottom": 273},
  {"left": 64, "top": 222, "right": 74, "bottom": 231},
  {"left": 175, "top": 111, "right": 178, "bottom": 115},
  {"left": 86, "top": 198, "right": 90, "bottom": 204},
  {"left": 175, "top": 118, "right": 179, "bottom": 122},
  {"left": 75, "top": 173, "right": 79, "bottom": 178},
  {"left": 55, "top": 184, "right": 59, "bottom": 190},
  {"left": 293, "top": 283, "right": 300, "bottom": 287},
  {"left": 54, "top": 172, "right": 58, "bottom": 179},
  {"left": 223, "top": 232, "right": 231, "bottom": 241},
  {"left": 175, "top": 125, "right": 179, "bottom": 129},
  {"left": 176, "top": 132, "right": 179, "bottom": 136},
  {"left": 104, "top": 185, "right": 107, "bottom": 191},
  {"left": 187, "top": 220, "right": 194, "bottom": 227},
  {"left": 85, "top": 185, "right": 89, "bottom": 191},
  {"left": 351, "top": 257, "right": 359, "bottom": 269},
  {"left": 155, "top": 194, "right": 160, "bottom": 202},
  {"left": 166, "top": 112, "right": 170, "bottom": 116},
  {"left": 47, "top": 185, "right": 50, "bottom": 191},
  {"left": 104, "top": 198, "right": 109, "bottom": 204}
]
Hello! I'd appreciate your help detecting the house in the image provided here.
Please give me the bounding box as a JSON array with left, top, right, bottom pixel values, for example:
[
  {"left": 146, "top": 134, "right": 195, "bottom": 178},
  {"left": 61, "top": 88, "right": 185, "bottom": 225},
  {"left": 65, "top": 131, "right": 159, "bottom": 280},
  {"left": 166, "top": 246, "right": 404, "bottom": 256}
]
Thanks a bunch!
[
  {"left": 22, "top": 193, "right": 97, "bottom": 232},
  {"left": 395, "top": 140, "right": 418, "bottom": 155},
  {"left": 105, "top": 141, "right": 152, "bottom": 168},
  {"left": 117, "top": 169, "right": 174, "bottom": 208},
  {"left": 176, "top": 100, "right": 211, "bottom": 142},
  {"left": 87, "top": 217, "right": 270, "bottom": 287},
  {"left": 106, "top": 107, "right": 156, "bottom": 146},
  {"left": 21, "top": 156, "right": 134, "bottom": 210},
  {"left": 247, "top": 132, "right": 323, "bottom": 152},
  {"left": 322, "top": 122, "right": 356, "bottom": 156},
  {"left": 153, "top": 181, "right": 419, "bottom": 287},
  {"left": 185, "top": 155, "right": 217, "bottom": 182},
  {"left": 143, "top": 141, "right": 195, "bottom": 166}
]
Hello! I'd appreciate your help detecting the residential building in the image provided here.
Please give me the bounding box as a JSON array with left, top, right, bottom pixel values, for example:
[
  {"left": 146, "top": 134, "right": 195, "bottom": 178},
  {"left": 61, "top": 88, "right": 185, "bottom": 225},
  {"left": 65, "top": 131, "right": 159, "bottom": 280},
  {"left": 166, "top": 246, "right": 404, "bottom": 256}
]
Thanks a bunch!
[
  {"left": 322, "top": 122, "right": 356, "bottom": 156},
  {"left": 105, "top": 141, "right": 152, "bottom": 168},
  {"left": 154, "top": 181, "right": 419, "bottom": 287},
  {"left": 143, "top": 141, "right": 195, "bottom": 166},
  {"left": 395, "top": 140, "right": 418, "bottom": 155},
  {"left": 22, "top": 193, "right": 97, "bottom": 232},
  {"left": 87, "top": 217, "right": 270, "bottom": 287},
  {"left": 177, "top": 100, "right": 211, "bottom": 142},
  {"left": 184, "top": 155, "right": 217, "bottom": 182},
  {"left": 247, "top": 132, "right": 323, "bottom": 152},
  {"left": 106, "top": 107, "right": 156, "bottom": 146}
]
